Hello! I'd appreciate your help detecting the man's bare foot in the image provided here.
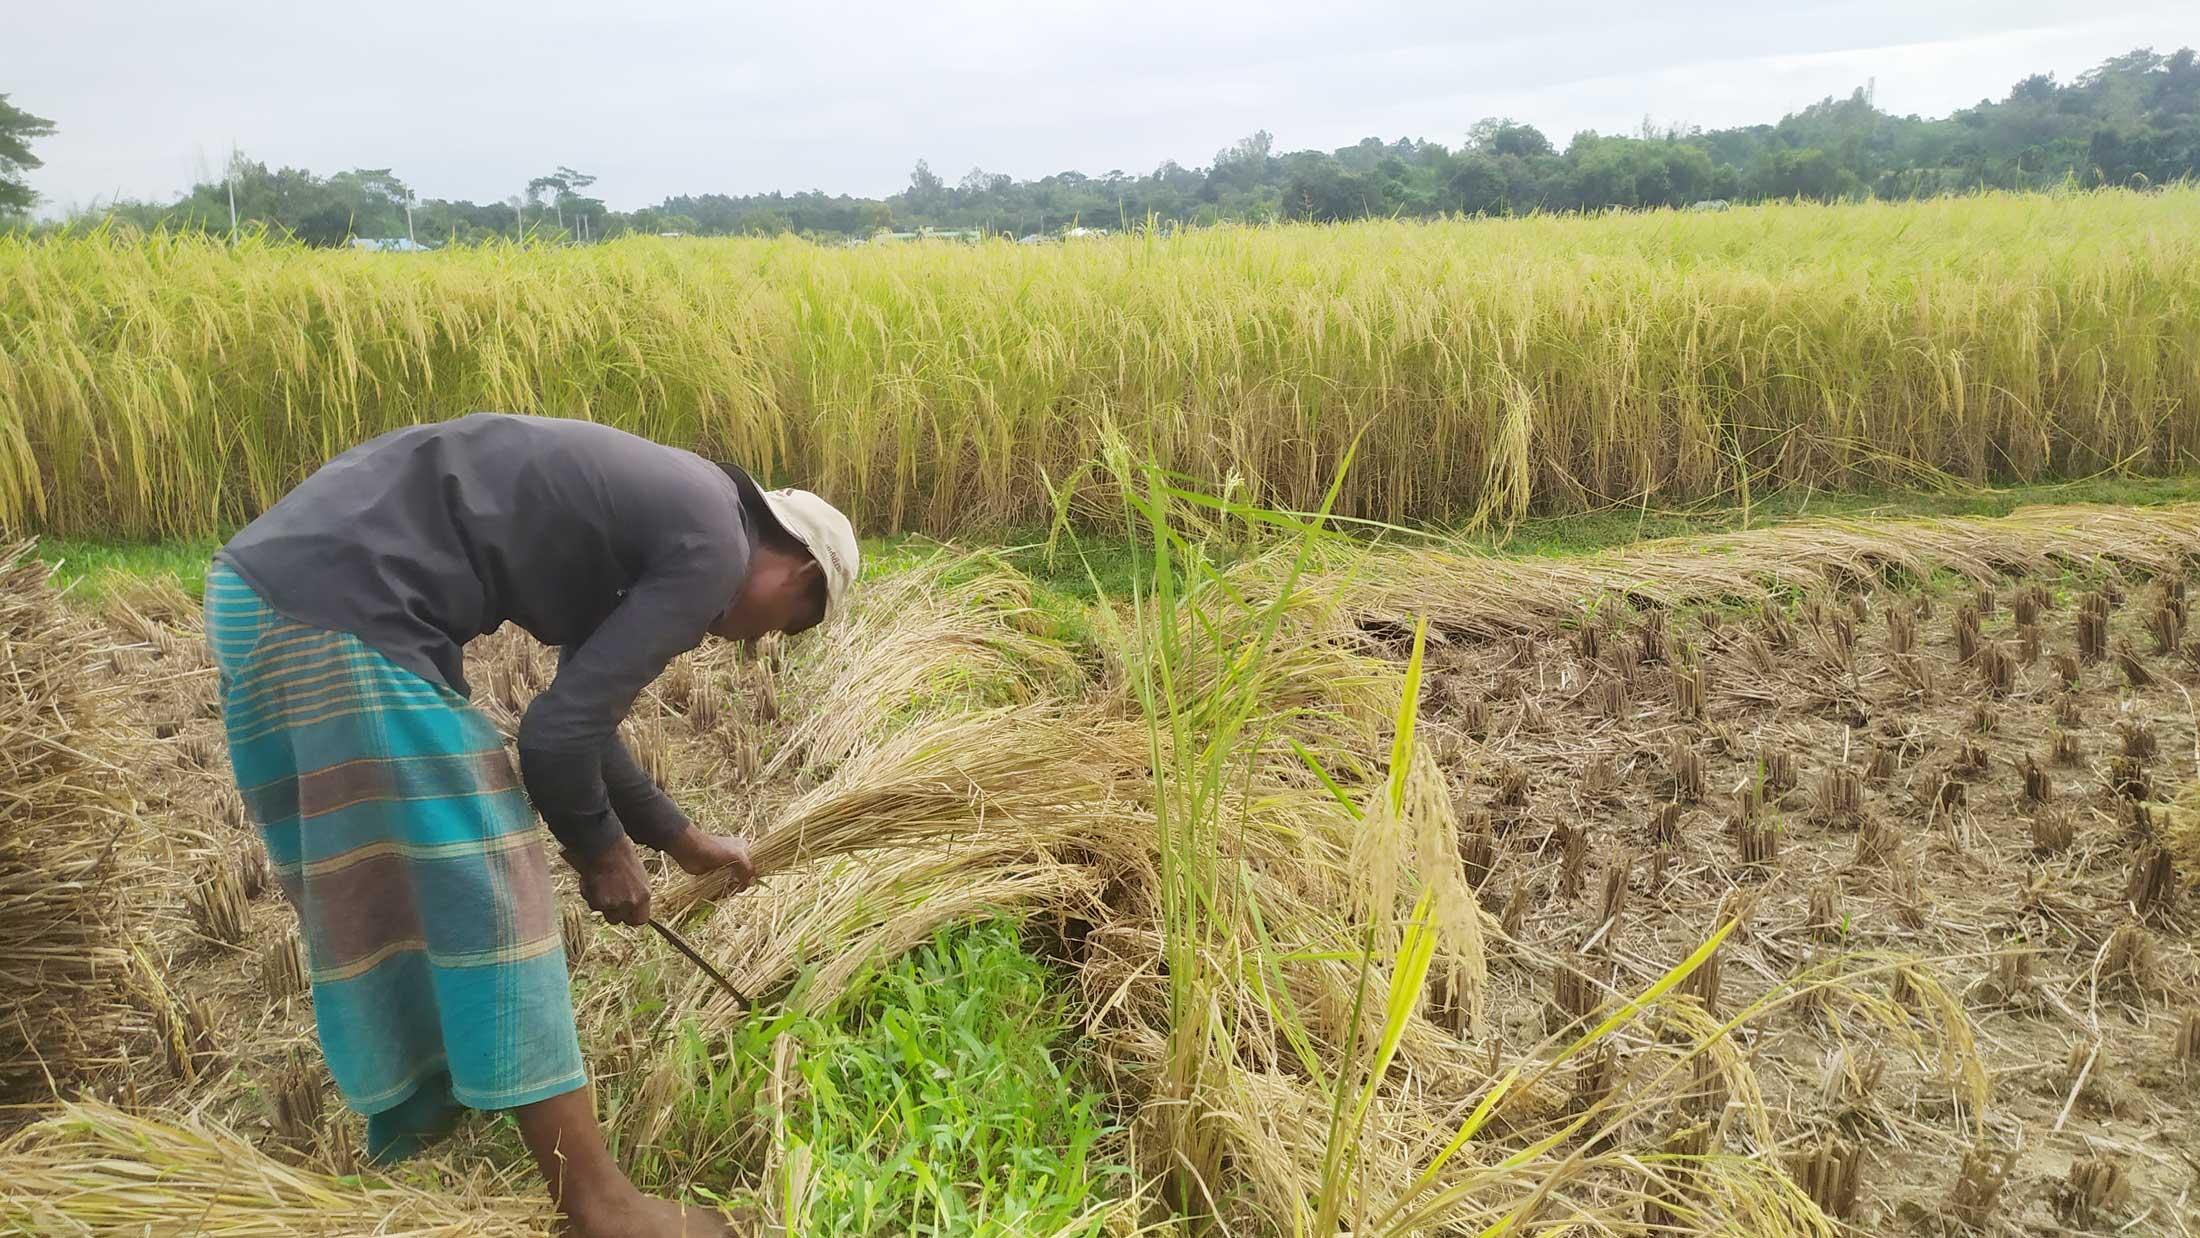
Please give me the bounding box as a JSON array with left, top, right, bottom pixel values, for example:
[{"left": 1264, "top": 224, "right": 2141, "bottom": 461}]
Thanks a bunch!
[
  {"left": 517, "top": 1089, "right": 725, "bottom": 1238},
  {"left": 662, "top": 827, "right": 755, "bottom": 886},
  {"left": 564, "top": 1188, "right": 729, "bottom": 1237}
]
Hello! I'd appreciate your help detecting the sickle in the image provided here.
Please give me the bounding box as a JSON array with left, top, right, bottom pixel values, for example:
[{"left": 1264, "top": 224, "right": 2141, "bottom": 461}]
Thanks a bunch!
[{"left": 647, "top": 917, "right": 753, "bottom": 1012}]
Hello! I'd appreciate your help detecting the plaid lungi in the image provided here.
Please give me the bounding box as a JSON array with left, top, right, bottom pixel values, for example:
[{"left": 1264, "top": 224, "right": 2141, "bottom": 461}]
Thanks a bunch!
[{"left": 204, "top": 563, "right": 585, "bottom": 1160}]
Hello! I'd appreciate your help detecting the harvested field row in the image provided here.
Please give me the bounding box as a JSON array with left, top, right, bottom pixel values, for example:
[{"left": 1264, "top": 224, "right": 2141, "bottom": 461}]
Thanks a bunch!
[
  {"left": 1404, "top": 553, "right": 2200, "bottom": 1231},
  {"left": 0, "top": 544, "right": 157, "bottom": 1119},
  {"left": 4, "top": 501, "right": 2197, "bottom": 1234}
]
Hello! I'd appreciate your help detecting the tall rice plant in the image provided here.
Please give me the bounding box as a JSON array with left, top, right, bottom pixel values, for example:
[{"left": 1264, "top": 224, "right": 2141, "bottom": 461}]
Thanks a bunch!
[
  {"left": 5, "top": 189, "right": 2197, "bottom": 540},
  {"left": 1095, "top": 438, "right": 1354, "bottom": 1218}
]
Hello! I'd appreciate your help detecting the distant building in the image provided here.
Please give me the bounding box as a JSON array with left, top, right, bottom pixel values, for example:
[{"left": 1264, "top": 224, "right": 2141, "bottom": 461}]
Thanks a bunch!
[
  {"left": 351, "top": 237, "right": 434, "bottom": 253},
  {"left": 1689, "top": 200, "right": 1732, "bottom": 212}
]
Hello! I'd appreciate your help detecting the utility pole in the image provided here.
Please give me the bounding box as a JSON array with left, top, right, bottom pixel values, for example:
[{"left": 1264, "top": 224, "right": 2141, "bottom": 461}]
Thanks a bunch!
[
  {"left": 405, "top": 196, "right": 417, "bottom": 247},
  {"left": 226, "top": 146, "right": 239, "bottom": 241}
]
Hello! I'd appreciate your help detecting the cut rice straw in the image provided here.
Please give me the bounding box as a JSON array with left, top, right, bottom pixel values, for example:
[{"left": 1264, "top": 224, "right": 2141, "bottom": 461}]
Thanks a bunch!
[
  {"left": 1318, "top": 502, "right": 2200, "bottom": 639},
  {"left": 0, "top": 543, "right": 146, "bottom": 1116},
  {"left": 0, "top": 1100, "right": 551, "bottom": 1236},
  {"left": 750, "top": 550, "right": 1087, "bottom": 775}
]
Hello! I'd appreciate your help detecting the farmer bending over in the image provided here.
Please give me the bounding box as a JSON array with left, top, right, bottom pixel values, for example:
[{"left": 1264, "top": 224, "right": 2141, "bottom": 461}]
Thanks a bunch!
[{"left": 204, "top": 412, "right": 857, "bottom": 1237}]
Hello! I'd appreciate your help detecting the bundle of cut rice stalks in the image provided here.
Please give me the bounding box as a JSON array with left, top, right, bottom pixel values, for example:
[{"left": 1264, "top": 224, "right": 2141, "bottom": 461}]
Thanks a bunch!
[
  {"left": 1313, "top": 502, "right": 2200, "bottom": 640},
  {"left": 607, "top": 704, "right": 1145, "bottom": 1127},
  {"left": 0, "top": 543, "right": 143, "bottom": 1115},
  {"left": 666, "top": 704, "right": 1149, "bottom": 910},
  {"left": 744, "top": 551, "right": 1091, "bottom": 776},
  {"left": 657, "top": 848, "right": 1104, "bottom": 1023},
  {"left": 0, "top": 1101, "right": 550, "bottom": 1236}
]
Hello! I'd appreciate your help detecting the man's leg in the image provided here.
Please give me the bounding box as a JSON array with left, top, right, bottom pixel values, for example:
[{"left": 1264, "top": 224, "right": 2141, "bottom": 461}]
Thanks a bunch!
[{"left": 512, "top": 1085, "right": 726, "bottom": 1237}]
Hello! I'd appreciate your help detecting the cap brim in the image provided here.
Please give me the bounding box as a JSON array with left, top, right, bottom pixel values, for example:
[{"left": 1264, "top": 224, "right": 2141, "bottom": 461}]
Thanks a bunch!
[{"left": 759, "top": 489, "right": 856, "bottom": 620}]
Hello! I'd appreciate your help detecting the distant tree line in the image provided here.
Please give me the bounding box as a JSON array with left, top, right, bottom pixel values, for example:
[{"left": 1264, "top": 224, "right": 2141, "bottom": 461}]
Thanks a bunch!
[{"left": 10, "top": 47, "right": 2197, "bottom": 243}]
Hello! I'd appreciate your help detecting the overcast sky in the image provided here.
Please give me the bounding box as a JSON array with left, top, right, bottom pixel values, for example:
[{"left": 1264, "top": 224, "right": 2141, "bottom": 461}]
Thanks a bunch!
[{"left": 9, "top": 1, "right": 2193, "bottom": 213}]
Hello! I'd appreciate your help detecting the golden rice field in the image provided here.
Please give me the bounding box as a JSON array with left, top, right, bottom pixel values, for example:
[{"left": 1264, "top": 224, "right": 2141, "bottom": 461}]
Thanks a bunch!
[{"left": 4, "top": 187, "right": 2199, "bottom": 541}]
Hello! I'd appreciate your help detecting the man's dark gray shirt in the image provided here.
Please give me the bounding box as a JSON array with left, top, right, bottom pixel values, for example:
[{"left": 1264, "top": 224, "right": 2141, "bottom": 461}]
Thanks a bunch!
[{"left": 217, "top": 413, "right": 762, "bottom": 856}]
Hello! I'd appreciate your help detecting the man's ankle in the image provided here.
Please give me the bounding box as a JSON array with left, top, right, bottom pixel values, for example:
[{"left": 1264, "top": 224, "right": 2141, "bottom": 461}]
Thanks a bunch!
[{"left": 557, "top": 1166, "right": 642, "bottom": 1220}]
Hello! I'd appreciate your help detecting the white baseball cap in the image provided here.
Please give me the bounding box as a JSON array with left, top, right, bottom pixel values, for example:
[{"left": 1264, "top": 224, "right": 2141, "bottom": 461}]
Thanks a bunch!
[{"left": 759, "top": 488, "right": 859, "bottom": 619}]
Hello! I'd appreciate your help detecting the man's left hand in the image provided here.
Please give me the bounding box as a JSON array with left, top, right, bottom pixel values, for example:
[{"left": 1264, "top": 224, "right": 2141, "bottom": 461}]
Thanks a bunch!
[{"left": 662, "top": 827, "right": 756, "bottom": 888}]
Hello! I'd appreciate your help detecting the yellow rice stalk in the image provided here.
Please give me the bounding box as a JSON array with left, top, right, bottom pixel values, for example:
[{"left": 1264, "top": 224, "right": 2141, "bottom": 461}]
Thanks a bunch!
[{"left": 1347, "top": 748, "right": 1488, "bottom": 1034}]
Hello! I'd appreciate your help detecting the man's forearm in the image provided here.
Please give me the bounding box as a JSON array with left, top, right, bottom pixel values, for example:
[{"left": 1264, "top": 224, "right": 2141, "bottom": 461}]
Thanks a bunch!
[
  {"left": 600, "top": 736, "right": 691, "bottom": 851},
  {"left": 518, "top": 744, "right": 624, "bottom": 856}
]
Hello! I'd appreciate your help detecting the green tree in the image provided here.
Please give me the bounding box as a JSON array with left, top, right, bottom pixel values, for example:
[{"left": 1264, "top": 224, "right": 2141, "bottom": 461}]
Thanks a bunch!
[
  {"left": 1468, "top": 118, "right": 1554, "bottom": 158},
  {"left": 325, "top": 167, "right": 411, "bottom": 238},
  {"left": 526, "top": 166, "right": 597, "bottom": 234},
  {"left": 0, "top": 94, "right": 58, "bottom": 214},
  {"left": 1750, "top": 147, "right": 1859, "bottom": 199},
  {"left": 1440, "top": 152, "right": 1509, "bottom": 213}
]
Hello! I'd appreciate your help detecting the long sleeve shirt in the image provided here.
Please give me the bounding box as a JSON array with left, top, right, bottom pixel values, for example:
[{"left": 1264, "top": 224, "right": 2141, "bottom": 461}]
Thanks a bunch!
[{"left": 217, "top": 412, "right": 763, "bottom": 856}]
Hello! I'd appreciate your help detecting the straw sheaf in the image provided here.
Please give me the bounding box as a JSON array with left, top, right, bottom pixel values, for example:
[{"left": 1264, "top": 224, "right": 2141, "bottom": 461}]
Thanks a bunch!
[
  {"left": 746, "top": 551, "right": 1089, "bottom": 775},
  {"left": 659, "top": 849, "right": 1105, "bottom": 1021},
  {"left": 664, "top": 704, "right": 1147, "bottom": 912},
  {"left": 0, "top": 1101, "right": 551, "bottom": 1236},
  {"left": 1321, "top": 503, "right": 2200, "bottom": 640}
]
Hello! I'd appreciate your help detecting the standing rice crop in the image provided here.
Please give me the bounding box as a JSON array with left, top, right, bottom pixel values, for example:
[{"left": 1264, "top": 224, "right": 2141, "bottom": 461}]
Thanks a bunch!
[{"left": 4, "top": 187, "right": 2197, "bottom": 541}]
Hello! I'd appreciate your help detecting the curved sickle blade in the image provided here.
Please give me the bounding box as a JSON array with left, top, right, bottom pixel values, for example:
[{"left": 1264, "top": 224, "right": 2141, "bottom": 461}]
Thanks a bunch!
[{"left": 648, "top": 917, "right": 752, "bottom": 1012}]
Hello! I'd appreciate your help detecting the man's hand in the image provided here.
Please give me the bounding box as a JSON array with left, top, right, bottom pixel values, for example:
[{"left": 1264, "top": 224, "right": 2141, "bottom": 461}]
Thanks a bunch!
[
  {"left": 661, "top": 827, "right": 756, "bottom": 889},
  {"left": 562, "top": 838, "right": 653, "bottom": 926}
]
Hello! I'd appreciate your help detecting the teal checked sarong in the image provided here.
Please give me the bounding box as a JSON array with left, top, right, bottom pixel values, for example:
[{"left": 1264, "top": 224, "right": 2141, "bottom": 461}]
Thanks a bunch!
[{"left": 204, "top": 564, "right": 585, "bottom": 1161}]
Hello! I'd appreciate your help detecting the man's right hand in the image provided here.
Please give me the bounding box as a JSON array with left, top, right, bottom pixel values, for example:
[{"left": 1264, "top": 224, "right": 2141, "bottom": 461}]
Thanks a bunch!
[{"left": 562, "top": 839, "right": 653, "bottom": 926}]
